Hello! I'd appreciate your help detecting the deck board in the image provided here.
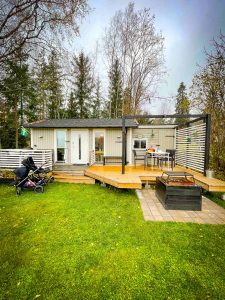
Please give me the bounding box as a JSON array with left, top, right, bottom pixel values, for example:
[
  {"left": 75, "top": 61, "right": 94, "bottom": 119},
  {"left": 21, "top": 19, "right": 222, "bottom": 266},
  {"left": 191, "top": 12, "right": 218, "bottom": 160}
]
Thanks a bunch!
[{"left": 85, "top": 165, "right": 225, "bottom": 192}]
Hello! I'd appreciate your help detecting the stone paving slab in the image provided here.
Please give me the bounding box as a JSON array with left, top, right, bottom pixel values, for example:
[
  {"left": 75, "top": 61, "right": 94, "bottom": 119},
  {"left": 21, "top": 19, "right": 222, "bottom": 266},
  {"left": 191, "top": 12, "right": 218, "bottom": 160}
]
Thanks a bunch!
[{"left": 136, "top": 189, "right": 225, "bottom": 224}]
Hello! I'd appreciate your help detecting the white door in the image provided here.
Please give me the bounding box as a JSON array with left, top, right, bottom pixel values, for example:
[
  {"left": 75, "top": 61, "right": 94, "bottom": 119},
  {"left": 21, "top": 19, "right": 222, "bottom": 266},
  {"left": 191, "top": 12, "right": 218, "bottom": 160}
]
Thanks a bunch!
[{"left": 71, "top": 130, "right": 89, "bottom": 164}]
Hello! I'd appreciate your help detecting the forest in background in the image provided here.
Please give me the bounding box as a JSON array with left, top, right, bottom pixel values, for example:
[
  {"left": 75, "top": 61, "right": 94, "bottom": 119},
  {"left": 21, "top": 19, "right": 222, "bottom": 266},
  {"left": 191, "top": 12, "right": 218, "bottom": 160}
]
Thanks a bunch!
[{"left": 0, "top": 1, "right": 224, "bottom": 178}]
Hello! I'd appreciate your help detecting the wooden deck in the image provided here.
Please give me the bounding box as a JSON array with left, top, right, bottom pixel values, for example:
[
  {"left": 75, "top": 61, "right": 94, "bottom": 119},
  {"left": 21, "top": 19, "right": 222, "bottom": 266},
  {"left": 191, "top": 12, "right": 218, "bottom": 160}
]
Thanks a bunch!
[{"left": 85, "top": 165, "right": 225, "bottom": 192}]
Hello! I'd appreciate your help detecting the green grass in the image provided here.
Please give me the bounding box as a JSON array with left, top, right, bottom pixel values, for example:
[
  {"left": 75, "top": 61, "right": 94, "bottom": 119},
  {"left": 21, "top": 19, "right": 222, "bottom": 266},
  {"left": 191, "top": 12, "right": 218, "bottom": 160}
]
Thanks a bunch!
[
  {"left": 0, "top": 183, "right": 225, "bottom": 300},
  {"left": 203, "top": 191, "right": 225, "bottom": 209}
]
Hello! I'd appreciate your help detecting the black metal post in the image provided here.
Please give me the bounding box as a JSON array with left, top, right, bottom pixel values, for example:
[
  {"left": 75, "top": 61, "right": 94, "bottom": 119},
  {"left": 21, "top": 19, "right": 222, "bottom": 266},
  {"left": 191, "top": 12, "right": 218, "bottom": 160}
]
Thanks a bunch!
[
  {"left": 186, "top": 121, "right": 190, "bottom": 169},
  {"left": 125, "top": 128, "right": 127, "bottom": 165},
  {"left": 204, "top": 114, "right": 211, "bottom": 175},
  {"left": 122, "top": 116, "right": 126, "bottom": 174},
  {"left": 177, "top": 116, "right": 206, "bottom": 129},
  {"left": 124, "top": 114, "right": 206, "bottom": 119}
]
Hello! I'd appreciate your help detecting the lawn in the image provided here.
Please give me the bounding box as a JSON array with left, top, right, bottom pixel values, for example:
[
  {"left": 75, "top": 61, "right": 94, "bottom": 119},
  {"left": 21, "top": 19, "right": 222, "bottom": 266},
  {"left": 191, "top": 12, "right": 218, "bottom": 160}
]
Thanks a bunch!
[
  {"left": 0, "top": 183, "right": 225, "bottom": 300},
  {"left": 203, "top": 191, "right": 225, "bottom": 209}
]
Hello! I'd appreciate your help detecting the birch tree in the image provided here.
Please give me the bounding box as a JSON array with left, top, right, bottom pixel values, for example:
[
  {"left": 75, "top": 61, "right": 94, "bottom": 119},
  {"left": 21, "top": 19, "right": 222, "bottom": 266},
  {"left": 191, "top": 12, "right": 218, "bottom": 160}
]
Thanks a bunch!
[
  {"left": 104, "top": 2, "right": 165, "bottom": 115},
  {"left": 0, "top": 0, "right": 89, "bottom": 63},
  {"left": 190, "top": 33, "right": 225, "bottom": 179}
]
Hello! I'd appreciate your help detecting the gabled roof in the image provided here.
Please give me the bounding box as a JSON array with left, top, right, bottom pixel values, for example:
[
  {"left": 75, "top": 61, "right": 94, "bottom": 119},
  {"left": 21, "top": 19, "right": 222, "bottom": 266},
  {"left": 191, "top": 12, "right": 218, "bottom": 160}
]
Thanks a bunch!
[{"left": 26, "top": 118, "right": 138, "bottom": 128}]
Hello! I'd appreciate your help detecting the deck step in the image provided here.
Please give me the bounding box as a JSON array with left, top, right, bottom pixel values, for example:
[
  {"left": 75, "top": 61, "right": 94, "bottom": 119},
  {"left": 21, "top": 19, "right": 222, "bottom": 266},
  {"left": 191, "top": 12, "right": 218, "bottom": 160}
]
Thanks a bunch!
[
  {"left": 53, "top": 171, "right": 84, "bottom": 176},
  {"left": 55, "top": 178, "right": 95, "bottom": 184},
  {"left": 53, "top": 174, "right": 95, "bottom": 184},
  {"left": 53, "top": 164, "right": 87, "bottom": 171}
]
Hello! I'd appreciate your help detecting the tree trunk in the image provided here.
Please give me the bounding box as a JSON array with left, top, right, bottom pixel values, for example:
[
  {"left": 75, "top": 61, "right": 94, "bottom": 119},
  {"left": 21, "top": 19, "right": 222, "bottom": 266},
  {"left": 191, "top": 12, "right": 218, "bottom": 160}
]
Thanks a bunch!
[{"left": 15, "top": 97, "right": 19, "bottom": 149}]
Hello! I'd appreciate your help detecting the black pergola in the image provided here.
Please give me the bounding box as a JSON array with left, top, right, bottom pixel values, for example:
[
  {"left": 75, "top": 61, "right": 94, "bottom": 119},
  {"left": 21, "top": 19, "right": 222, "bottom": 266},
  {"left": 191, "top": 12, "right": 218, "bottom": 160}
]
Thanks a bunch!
[{"left": 121, "top": 114, "right": 211, "bottom": 175}]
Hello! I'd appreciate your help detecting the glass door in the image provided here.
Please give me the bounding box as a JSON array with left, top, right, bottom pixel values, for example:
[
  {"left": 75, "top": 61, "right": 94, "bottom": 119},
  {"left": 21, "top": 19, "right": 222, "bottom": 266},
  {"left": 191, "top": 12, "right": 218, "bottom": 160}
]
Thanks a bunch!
[
  {"left": 56, "top": 130, "right": 66, "bottom": 162},
  {"left": 94, "top": 131, "right": 104, "bottom": 163}
]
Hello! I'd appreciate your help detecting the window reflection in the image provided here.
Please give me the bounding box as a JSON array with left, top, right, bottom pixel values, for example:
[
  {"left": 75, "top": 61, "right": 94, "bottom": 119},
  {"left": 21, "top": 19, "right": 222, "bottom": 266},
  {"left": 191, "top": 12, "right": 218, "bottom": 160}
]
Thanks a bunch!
[
  {"left": 56, "top": 130, "right": 66, "bottom": 162},
  {"left": 95, "top": 131, "right": 104, "bottom": 162}
]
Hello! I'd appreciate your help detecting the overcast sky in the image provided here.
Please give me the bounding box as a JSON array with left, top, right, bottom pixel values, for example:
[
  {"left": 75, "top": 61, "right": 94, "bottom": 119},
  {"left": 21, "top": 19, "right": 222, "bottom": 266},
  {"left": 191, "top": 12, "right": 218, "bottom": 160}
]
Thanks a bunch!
[{"left": 71, "top": 0, "right": 225, "bottom": 113}]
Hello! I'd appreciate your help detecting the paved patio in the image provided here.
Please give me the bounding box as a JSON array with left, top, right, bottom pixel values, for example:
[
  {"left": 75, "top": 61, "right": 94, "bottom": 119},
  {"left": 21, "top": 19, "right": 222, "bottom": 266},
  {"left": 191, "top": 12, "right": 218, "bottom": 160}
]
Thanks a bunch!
[{"left": 136, "top": 189, "right": 225, "bottom": 224}]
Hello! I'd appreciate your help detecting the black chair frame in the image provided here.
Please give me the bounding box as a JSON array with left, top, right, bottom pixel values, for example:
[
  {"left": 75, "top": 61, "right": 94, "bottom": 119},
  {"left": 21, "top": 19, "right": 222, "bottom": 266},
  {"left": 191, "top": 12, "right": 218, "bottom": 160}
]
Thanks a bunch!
[{"left": 133, "top": 150, "right": 145, "bottom": 167}]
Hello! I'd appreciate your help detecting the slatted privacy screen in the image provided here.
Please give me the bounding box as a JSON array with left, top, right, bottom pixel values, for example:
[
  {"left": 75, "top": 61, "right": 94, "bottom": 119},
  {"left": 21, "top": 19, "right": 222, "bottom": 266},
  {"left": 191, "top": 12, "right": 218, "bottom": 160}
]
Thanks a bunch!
[
  {"left": 0, "top": 149, "right": 53, "bottom": 170},
  {"left": 176, "top": 123, "right": 206, "bottom": 173}
]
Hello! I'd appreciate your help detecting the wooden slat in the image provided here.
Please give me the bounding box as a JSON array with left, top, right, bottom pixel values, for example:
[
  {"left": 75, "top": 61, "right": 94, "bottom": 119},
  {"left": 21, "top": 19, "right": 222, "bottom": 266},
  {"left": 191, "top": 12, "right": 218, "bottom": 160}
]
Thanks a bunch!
[
  {"left": 0, "top": 149, "right": 53, "bottom": 170},
  {"left": 176, "top": 122, "right": 206, "bottom": 173}
]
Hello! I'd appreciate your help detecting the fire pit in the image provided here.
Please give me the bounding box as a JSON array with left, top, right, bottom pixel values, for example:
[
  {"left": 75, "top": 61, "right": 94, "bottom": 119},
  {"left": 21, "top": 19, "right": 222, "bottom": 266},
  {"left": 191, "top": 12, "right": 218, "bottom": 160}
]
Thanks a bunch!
[{"left": 155, "top": 172, "right": 202, "bottom": 211}]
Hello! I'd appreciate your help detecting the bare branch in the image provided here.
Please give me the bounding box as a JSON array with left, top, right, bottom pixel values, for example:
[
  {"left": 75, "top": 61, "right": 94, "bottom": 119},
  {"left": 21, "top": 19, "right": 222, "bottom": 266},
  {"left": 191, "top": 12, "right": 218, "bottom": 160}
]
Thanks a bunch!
[
  {"left": 0, "top": 0, "right": 89, "bottom": 62},
  {"left": 104, "top": 2, "right": 165, "bottom": 114}
]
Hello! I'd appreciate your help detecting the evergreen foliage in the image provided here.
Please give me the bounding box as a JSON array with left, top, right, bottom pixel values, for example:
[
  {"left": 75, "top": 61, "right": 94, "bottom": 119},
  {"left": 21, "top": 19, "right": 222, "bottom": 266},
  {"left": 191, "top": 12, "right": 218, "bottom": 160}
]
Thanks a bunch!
[
  {"left": 122, "top": 87, "right": 133, "bottom": 115},
  {"left": 46, "top": 50, "right": 64, "bottom": 119},
  {"left": 0, "top": 52, "right": 37, "bottom": 148},
  {"left": 108, "top": 59, "right": 123, "bottom": 118},
  {"left": 35, "top": 49, "right": 64, "bottom": 119},
  {"left": 175, "top": 82, "right": 190, "bottom": 125},
  {"left": 67, "top": 92, "right": 79, "bottom": 118},
  {"left": 101, "top": 100, "right": 110, "bottom": 119},
  {"left": 73, "top": 52, "right": 94, "bottom": 118},
  {"left": 91, "top": 77, "right": 102, "bottom": 118},
  {"left": 35, "top": 51, "right": 50, "bottom": 119}
]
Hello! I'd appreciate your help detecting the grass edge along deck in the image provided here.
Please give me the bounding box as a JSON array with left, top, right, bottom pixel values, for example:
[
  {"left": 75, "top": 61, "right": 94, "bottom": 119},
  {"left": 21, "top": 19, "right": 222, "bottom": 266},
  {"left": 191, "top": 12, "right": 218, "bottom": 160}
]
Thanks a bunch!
[{"left": 85, "top": 165, "right": 225, "bottom": 192}]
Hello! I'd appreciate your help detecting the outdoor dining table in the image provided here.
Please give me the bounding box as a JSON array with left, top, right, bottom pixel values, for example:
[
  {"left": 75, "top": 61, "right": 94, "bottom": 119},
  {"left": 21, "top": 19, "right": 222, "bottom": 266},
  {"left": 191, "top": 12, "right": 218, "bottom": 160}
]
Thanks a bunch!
[{"left": 144, "top": 151, "right": 170, "bottom": 170}]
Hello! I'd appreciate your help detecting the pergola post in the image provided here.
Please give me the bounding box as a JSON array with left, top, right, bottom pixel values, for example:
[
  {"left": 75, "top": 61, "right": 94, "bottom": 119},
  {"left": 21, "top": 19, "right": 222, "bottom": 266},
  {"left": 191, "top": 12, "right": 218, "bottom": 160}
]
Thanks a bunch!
[
  {"left": 122, "top": 116, "right": 126, "bottom": 174},
  {"left": 204, "top": 114, "right": 211, "bottom": 175}
]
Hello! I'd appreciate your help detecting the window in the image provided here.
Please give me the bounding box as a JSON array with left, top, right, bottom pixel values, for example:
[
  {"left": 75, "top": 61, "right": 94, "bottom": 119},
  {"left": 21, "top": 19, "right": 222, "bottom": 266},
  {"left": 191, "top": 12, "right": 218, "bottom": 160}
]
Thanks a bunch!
[
  {"left": 56, "top": 130, "right": 66, "bottom": 162},
  {"left": 94, "top": 131, "right": 105, "bottom": 162},
  {"left": 133, "top": 139, "right": 147, "bottom": 149}
]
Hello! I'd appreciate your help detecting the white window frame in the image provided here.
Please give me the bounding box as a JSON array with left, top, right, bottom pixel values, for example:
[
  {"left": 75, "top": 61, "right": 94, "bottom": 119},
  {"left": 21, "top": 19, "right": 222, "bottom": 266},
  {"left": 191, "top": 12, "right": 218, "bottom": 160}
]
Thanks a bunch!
[
  {"left": 132, "top": 138, "right": 147, "bottom": 150},
  {"left": 54, "top": 129, "right": 67, "bottom": 163}
]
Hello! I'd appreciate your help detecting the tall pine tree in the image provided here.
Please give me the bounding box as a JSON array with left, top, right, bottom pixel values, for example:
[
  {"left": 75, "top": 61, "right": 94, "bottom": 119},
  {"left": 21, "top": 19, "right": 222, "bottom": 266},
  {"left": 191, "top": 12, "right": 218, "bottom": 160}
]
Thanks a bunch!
[
  {"left": 47, "top": 50, "right": 64, "bottom": 119},
  {"left": 108, "top": 58, "right": 123, "bottom": 118},
  {"left": 0, "top": 51, "right": 37, "bottom": 148},
  {"left": 67, "top": 91, "right": 79, "bottom": 118},
  {"left": 91, "top": 76, "right": 102, "bottom": 118},
  {"left": 35, "top": 51, "right": 50, "bottom": 119},
  {"left": 73, "top": 51, "right": 94, "bottom": 118},
  {"left": 175, "top": 82, "right": 190, "bottom": 125}
]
